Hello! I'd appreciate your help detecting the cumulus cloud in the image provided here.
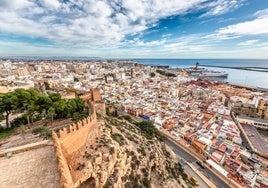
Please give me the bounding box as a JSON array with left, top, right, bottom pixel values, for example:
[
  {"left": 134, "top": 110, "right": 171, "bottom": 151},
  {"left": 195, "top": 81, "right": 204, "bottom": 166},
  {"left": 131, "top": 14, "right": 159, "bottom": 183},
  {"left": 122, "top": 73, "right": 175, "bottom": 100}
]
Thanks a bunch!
[{"left": 0, "top": 0, "right": 243, "bottom": 47}]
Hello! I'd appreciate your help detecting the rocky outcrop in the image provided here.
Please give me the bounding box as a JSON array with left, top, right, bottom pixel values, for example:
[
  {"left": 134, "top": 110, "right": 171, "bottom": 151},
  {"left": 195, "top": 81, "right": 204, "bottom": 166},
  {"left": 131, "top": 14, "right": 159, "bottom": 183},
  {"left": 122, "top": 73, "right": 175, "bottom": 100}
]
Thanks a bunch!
[{"left": 74, "top": 117, "right": 185, "bottom": 188}]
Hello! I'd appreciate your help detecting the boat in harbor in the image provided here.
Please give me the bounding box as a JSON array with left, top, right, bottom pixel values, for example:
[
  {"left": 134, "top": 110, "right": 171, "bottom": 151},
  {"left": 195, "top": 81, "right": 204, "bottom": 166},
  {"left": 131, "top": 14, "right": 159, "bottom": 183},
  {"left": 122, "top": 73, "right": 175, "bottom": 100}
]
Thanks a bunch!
[
  {"left": 184, "top": 62, "right": 228, "bottom": 77},
  {"left": 184, "top": 67, "right": 206, "bottom": 75}
]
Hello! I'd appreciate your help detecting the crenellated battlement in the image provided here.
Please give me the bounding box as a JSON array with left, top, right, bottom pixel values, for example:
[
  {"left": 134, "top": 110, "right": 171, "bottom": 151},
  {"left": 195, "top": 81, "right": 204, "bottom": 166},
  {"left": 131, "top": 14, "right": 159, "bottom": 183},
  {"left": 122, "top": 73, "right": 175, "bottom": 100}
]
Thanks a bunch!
[
  {"left": 56, "top": 112, "right": 96, "bottom": 140},
  {"left": 79, "top": 93, "right": 92, "bottom": 102},
  {"left": 52, "top": 101, "right": 97, "bottom": 188}
]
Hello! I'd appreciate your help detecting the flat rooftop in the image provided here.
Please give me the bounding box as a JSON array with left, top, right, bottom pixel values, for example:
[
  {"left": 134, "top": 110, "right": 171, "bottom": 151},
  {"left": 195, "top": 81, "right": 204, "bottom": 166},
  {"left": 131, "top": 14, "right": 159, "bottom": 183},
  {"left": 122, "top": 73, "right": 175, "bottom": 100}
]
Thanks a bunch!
[{"left": 241, "top": 123, "right": 268, "bottom": 155}]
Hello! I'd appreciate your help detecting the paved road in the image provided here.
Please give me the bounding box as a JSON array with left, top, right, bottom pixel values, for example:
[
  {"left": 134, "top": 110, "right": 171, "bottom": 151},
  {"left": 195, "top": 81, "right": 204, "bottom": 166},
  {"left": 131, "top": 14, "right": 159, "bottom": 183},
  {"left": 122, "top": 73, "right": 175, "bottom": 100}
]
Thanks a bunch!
[
  {"left": 165, "top": 139, "right": 231, "bottom": 188},
  {"left": 183, "top": 163, "right": 209, "bottom": 188}
]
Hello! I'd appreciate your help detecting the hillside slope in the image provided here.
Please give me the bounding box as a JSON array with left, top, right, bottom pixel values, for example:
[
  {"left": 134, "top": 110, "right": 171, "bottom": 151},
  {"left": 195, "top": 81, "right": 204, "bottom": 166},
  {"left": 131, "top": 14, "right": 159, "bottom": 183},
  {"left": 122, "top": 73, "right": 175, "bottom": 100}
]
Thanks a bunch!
[{"left": 76, "top": 117, "right": 189, "bottom": 188}]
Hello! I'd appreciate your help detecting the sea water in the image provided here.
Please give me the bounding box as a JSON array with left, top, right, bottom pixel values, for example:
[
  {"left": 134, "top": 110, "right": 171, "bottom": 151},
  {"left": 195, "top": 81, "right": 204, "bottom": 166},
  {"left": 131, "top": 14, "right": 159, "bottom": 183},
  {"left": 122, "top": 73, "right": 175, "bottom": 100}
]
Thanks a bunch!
[{"left": 134, "top": 59, "right": 268, "bottom": 89}]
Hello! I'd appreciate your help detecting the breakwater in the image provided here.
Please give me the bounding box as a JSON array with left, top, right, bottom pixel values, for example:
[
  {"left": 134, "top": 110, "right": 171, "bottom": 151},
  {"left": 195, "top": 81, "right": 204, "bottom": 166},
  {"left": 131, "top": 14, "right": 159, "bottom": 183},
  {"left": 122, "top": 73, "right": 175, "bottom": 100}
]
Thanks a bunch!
[{"left": 200, "top": 64, "right": 268, "bottom": 73}]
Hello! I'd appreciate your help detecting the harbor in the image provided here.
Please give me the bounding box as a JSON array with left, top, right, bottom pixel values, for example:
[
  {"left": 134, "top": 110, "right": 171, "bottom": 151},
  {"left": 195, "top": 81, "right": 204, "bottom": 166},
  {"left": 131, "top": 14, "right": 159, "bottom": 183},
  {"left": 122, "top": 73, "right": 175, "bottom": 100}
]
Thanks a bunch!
[{"left": 184, "top": 62, "right": 228, "bottom": 78}]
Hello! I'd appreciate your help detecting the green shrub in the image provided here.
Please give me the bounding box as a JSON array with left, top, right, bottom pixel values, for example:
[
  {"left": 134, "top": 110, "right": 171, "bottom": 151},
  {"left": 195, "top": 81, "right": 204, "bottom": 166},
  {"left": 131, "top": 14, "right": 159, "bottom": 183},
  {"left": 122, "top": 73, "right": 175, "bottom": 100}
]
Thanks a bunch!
[
  {"left": 182, "top": 172, "right": 188, "bottom": 180},
  {"left": 150, "top": 72, "right": 155, "bottom": 77},
  {"left": 0, "top": 114, "right": 4, "bottom": 121},
  {"left": 76, "top": 162, "right": 85, "bottom": 171},
  {"left": 111, "top": 133, "right": 125, "bottom": 146},
  {"left": 0, "top": 127, "right": 14, "bottom": 139},
  {"left": 134, "top": 121, "right": 166, "bottom": 140},
  {"left": 142, "top": 177, "right": 151, "bottom": 187},
  {"left": 109, "top": 147, "right": 115, "bottom": 154},
  {"left": 10, "top": 115, "right": 28, "bottom": 127},
  {"left": 120, "top": 115, "right": 132, "bottom": 122},
  {"left": 32, "top": 126, "right": 51, "bottom": 139}
]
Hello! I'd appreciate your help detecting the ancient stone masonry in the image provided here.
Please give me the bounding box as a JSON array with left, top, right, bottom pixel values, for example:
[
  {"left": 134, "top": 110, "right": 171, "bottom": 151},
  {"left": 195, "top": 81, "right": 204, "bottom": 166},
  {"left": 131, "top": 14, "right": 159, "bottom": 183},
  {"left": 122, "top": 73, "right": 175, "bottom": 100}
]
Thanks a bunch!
[
  {"left": 57, "top": 114, "right": 96, "bottom": 156},
  {"left": 52, "top": 132, "right": 73, "bottom": 187},
  {"left": 52, "top": 102, "right": 97, "bottom": 188}
]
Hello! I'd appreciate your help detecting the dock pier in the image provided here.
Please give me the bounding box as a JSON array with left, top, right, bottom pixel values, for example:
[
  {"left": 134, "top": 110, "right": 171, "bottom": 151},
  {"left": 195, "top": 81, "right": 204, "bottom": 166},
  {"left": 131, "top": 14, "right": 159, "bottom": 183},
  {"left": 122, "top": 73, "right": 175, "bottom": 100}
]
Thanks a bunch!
[{"left": 199, "top": 64, "right": 268, "bottom": 73}]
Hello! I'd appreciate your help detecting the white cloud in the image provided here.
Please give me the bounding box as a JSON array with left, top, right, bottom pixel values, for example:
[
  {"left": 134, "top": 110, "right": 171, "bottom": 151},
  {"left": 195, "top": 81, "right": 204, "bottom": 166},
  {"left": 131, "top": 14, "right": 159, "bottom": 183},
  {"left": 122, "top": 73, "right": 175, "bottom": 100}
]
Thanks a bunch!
[
  {"left": 218, "top": 17, "right": 268, "bottom": 35},
  {"left": 135, "top": 39, "right": 167, "bottom": 47},
  {"left": 162, "top": 33, "right": 173, "bottom": 38},
  {"left": 200, "top": 0, "right": 244, "bottom": 17},
  {"left": 0, "top": 0, "right": 34, "bottom": 10},
  {"left": 254, "top": 8, "right": 268, "bottom": 18},
  {"left": 39, "top": 0, "right": 61, "bottom": 10},
  {"left": 1, "top": 0, "right": 266, "bottom": 58},
  {"left": 0, "top": 0, "right": 243, "bottom": 48},
  {"left": 237, "top": 40, "right": 259, "bottom": 46},
  {"left": 215, "top": 8, "right": 268, "bottom": 39}
]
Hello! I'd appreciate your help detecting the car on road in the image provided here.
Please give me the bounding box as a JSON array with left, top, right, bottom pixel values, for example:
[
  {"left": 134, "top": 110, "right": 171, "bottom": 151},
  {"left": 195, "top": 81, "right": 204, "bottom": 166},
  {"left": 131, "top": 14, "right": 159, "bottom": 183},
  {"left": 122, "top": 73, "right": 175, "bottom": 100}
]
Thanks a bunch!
[
  {"left": 178, "top": 159, "right": 186, "bottom": 169},
  {"left": 190, "top": 176, "right": 199, "bottom": 186},
  {"left": 196, "top": 160, "right": 205, "bottom": 169}
]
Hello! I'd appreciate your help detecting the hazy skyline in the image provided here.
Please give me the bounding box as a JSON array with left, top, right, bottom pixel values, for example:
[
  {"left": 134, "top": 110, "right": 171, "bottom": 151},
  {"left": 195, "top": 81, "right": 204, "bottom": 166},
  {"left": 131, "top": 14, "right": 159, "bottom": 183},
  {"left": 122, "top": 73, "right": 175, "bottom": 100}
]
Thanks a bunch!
[{"left": 0, "top": 0, "right": 268, "bottom": 59}]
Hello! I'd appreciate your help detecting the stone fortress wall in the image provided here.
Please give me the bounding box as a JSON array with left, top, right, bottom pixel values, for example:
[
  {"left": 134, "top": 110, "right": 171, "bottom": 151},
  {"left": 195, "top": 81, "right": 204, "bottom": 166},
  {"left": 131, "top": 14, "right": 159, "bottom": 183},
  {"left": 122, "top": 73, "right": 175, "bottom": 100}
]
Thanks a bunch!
[{"left": 52, "top": 102, "right": 97, "bottom": 188}]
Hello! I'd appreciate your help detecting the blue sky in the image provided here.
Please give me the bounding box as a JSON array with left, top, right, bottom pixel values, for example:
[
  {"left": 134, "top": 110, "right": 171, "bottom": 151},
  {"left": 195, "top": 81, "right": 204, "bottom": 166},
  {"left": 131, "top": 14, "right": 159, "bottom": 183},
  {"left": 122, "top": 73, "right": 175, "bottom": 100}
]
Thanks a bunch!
[{"left": 0, "top": 0, "right": 268, "bottom": 58}]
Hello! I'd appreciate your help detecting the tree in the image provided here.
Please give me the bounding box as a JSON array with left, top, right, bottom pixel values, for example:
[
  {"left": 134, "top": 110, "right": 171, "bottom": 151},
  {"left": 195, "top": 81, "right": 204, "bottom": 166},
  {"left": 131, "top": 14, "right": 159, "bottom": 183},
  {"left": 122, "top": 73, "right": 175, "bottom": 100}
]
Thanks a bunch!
[
  {"left": 0, "top": 93, "right": 18, "bottom": 128},
  {"left": 66, "top": 99, "right": 77, "bottom": 118},
  {"left": 19, "top": 125, "right": 27, "bottom": 140},
  {"left": 26, "top": 89, "right": 40, "bottom": 125},
  {"left": 53, "top": 99, "right": 67, "bottom": 118},
  {"left": 74, "top": 77, "right": 79, "bottom": 82},
  {"left": 13, "top": 88, "right": 40, "bottom": 125},
  {"left": 150, "top": 72, "right": 155, "bottom": 77},
  {"left": 65, "top": 98, "right": 85, "bottom": 119},
  {"left": 44, "top": 82, "right": 51, "bottom": 90},
  {"left": 13, "top": 89, "right": 31, "bottom": 126},
  {"left": 73, "top": 98, "right": 85, "bottom": 113},
  {"left": 35, "top": 94, "right": 52, "bottom": 115},
  {"left": 13, "top": 89, "right": 31, "bottom": 112},
  {"left": 0, "top": 89, "right": 87, "bottom": 127},
  {"left": 48, "top": 93, "right": 61, "bottom": 103},
  {"left": 48, "top": 107, "right": 55, "bottom": 126}
]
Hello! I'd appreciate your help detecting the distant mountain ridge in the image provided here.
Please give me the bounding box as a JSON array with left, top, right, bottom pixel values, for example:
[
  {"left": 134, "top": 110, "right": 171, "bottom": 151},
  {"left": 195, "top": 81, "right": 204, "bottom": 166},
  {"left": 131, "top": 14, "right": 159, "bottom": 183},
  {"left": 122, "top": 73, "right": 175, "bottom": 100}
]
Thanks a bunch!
[{"left": 0, "top": 56, "right": 101, "bottom": 60}]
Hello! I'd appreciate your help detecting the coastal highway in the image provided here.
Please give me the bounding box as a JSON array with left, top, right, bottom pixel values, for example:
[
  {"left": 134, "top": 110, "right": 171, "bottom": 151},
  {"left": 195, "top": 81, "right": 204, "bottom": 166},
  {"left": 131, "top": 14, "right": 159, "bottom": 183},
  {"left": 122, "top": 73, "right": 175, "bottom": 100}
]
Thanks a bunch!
[
  {"left": 183, "top": 162, "right": 209, "bottom": 188},
  {"left": 165, "top": 139, "right": 231, "bottom": 188}
]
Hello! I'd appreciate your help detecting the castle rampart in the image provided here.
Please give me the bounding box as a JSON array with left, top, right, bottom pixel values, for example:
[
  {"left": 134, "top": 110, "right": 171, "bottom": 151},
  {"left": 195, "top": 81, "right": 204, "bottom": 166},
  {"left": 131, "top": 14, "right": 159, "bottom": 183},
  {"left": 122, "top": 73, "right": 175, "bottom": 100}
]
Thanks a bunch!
[
  {"left": 52, "top": 132, "right": 73, "bottom": 187},
  {"left": 52, "top": 102, "right": 97, "bottom": 188}
]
